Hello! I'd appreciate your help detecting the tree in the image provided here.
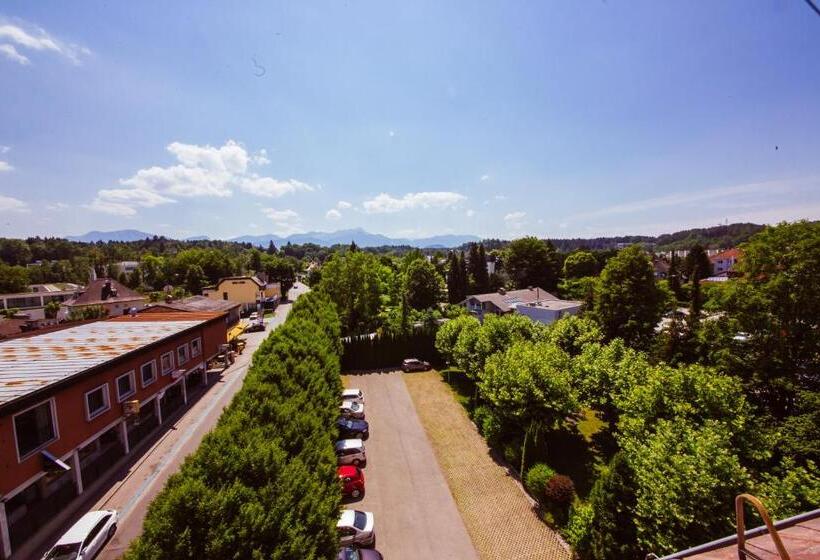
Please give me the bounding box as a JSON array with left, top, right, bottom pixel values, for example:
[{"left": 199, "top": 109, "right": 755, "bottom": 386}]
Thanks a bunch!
[
  {"left": 467, "top": 243, "right": 489, "bottom": 294},
  {"left": 480, "top": 341, "right": 578, "bottom": 475},
  {"left": 446, "top": 252, "right": 467, "bottom": 304},
  {"left": 44, "top": 300, "right": 60, "bottom": 319},
  {"left": 184, "top": 265, "right": 206, "bottom": 295},
  {"left": 317, "top": 252, "right": 383, "bottom": 336},
  {"left": 263, "top": 256, "right": 297, "bottom": 299},
  {"left": 457, "top": 252, "right": 468, "bottom": 299},
  {"left": 684, "top": 243, "right": 712, "bottom": 280},
  {"left": 563, "top": 251, "right": 597, "bottom": 279},
  {"left": 249, "top": 249, "right": 263, "bottom": 274},
  {"left": 584, "top": 452, "right": 640, "bottom": 560},
  {"left": 541, "top": 315, "right": 603, "bottom": 357},
  {"left": 435, "top": 315, "right": 480, "bottom": 366},
  {"left": 0, "top": 238, "right": 32, "bottom": 266},
  {"left": 593, "top": 245, "right": 665, "bottom": 349},
  {"left": 668, "top": 252, "right": 684, "bottom": 301},
  {"left": 504, "top": 237, "right": 560, "bottom": 291},
  {"left": 0, "top": 263, "right": 28, "bottom": 292},
  {"left": 405, "top": 259, "right": 442, "bottom": 310},
  {"left": 266, "top": 240, "right": 277, "bottom": 255}
]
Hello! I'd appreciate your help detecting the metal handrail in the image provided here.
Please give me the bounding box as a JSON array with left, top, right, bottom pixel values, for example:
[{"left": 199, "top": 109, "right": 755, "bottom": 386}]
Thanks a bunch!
[{"left": 735, "top": 494, "right": 791, "bottom": 560}]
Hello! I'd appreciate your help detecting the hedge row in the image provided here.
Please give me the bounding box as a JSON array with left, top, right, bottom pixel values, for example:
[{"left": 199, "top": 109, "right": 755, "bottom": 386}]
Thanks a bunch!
[
  {"left": 341, "top": 329, "right": 441, "bottom": 371},
  {"left": 125, "top": 291, "right": 343, "bottom": 560}
]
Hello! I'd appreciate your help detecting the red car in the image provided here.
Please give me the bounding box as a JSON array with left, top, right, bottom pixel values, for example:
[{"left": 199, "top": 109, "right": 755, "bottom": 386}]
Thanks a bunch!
[{"left": 338, "top": 465, "right": 365, "bottom": 499}]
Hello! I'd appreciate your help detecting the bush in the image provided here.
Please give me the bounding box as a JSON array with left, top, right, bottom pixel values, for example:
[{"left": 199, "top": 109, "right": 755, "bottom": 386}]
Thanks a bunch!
[
  {"left": 544, "top": 474, "right": 576, "bottom": 506},
  {"left": 524, "top": 463, "right": 556, "bottom": 499},
  {"left": 563, "top": 502, "right": 594, "bottom": 557}
]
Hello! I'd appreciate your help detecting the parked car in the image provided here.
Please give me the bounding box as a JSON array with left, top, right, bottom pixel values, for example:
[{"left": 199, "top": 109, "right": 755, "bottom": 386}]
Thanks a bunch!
[
  {"left": 249, "top": 311, "right": 259, "bottom": 321},
  {"left": 337, "top": 416, "right": 369, "bottom": 440},
  {"left": 402, "top": 358, "right": 431, "bottom": 372},
  {"left": 338, "top": 465, "right": 365, "bottom": 499},
  {"left": 340, "top": 400, "right": 365, "bottom": 419},
  {"left": 342, "top": 388, "right": 364, "bottom": 403},
  {"left": 337, "top": 546, "right": 384, "bottom": 560},
  {"left": 337, "top": 510, "right": 375, "bottom": 548},
  {"left": 245, "top": 319, "right": 265, "bottom": 332},
  {"left": 335, "top": 439, "right": 366, "bottom": 466},
  {"left": 42, "top": 509, "right": 118, "bottom": 560}
]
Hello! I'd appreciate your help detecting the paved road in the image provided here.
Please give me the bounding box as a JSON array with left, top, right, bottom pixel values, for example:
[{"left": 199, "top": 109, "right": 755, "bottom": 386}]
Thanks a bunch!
[
  {"left": 342, "top": 371, "right": 479, "bottom": 560},
  {"left": 26, "top": 283, "right": 307, "bottom": 560}
]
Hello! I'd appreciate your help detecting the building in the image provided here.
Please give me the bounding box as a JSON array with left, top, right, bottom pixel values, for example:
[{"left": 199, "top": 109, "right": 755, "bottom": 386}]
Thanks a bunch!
[
  {"left": 0, "top": 312, "right": 228, "bottom": 558},
  {"left": 115, "top": 261, "right": 139, "bottom": 275},
  {"left": 463, "top": 287, "right": 580, "bottom": 324},
  {"left": 63, "top": 278, "right": 146, "bottom": 318},
  {"left": 710, "top": 248, "right": 741, "bottom": 276},
  {"left": 0, "top": 285, "right": 83, "bottom": 321},
  {"left": 202, "top": 276, "right": 280, "bottom": 313},
  {"left": 512, "top": 299, "right": 583, "bottom": 325},
  {"left": 140, "top": 295, "right": 242, "bottom": 327}
]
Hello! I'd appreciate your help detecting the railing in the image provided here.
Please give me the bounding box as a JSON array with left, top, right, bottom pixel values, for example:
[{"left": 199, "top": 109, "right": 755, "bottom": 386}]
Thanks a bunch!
[{"left": 735, "top": 493, "right": 790, "bottom": 560}]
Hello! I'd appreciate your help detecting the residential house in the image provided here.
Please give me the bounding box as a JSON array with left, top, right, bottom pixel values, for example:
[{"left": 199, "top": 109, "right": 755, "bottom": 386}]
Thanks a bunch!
[
  {"left": 709, "top": 248, "right": 741, "bottom": 276},
  {"left": 202, "top": 276, "right": 280, "bottom": 313},
  {"left": 139, "top": 295, "right": 242, "bottom": 327},
  {"left": 462, "top": 287, "right": 581, "bottom": 325},
  {"left": 0, "top": 312, "right": 228, "bottom": 558},
  {"left": 0, "top": 285, "right": 83, "bottom": 321},
  {"left": 62, "top": 278, "right": 146, "bottom": 319}
]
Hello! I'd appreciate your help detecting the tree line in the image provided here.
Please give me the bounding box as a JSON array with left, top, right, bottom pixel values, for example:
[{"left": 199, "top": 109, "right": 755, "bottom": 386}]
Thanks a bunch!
[{"left": 125, "top": 291, "right": 344, "bottom": 559}]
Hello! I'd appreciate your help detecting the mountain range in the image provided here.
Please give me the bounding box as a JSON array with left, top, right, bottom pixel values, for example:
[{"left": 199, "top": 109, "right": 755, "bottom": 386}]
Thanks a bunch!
[{"left": 66, "top": 228, "right": 481, "bottom": 248}]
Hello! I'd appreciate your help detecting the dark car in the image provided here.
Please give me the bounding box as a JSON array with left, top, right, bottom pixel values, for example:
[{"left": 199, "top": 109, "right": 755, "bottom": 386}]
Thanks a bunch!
[
  {"left": 402, "top": 358, "right": 431, "bottom": 372},
  {"left": 337, "top": 417, "right": 369, "bottom": 440},
  {"left": 337, "top": 546, "right": 383, "bottom": 560}
]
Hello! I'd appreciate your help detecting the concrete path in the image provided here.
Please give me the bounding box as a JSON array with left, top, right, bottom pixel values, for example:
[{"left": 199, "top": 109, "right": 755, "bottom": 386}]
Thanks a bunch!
[
  {"left": 404, "top": 370, "right": 572, "bottom": 560},
  {"left": 343, "top": 371, "right": 479, "bottom": 560}
]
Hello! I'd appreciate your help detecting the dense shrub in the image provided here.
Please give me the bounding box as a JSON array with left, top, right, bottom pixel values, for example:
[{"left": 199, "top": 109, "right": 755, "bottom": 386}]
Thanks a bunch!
[
  {"left": 544, "top": 474, "right": 576, "bottom": 506},
  {"left": 125, "top": 291, "right": 343, "bottom": 560},
  {"left": 563, "top": 502, "right": 594, "bottom": 556},
  {"left": 524, "top": 463, "right": 556, "bottom": 499}
]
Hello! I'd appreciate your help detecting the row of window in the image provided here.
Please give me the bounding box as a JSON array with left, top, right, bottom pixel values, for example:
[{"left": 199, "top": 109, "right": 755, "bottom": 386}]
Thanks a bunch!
[{"left": 11, "top": 337, "right": 203, "bottom": 463}]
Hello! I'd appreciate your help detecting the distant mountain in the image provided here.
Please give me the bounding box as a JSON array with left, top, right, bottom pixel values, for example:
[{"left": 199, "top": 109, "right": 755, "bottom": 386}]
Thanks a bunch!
[
  {"left": 67, "top": 229, "right": 157, "bottom": 242},
  {"left": 184, "top": 235, "right": 210, "bottom": 241},
  {"left": 230, "top": 228, "right": 481, "bottom": 248}
]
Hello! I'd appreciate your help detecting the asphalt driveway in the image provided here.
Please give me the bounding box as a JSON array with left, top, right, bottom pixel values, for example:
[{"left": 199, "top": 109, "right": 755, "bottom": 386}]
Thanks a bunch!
[{"left": 342, "top": 370, "right": 479, "bottom": 560}]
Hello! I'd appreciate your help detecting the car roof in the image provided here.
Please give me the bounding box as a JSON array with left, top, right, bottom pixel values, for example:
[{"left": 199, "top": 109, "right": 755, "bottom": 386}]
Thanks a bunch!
[
  {"left": 337, "top": 465, "right": 357, "bottom": 476},
  {"left": 340, "top": 400, "right": 359, "bottom": 407},
  {"left": 342, "top": 388, "right": 361, "bottom": 395},
  {"left": 337, "top": 509, "right": 356, "bottom": 527},
  {"left": 335, "top": 438, "right": 363, "bottom": 449},
  {"left": 55, "top": 510, "right": 113, "bottom": 545}
]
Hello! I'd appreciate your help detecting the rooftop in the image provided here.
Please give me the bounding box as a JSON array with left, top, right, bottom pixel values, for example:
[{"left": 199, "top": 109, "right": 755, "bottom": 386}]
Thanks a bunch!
[
  {"left": 66, "top": 278, "right": 144, "bottom": 307},
  {"left": 0, "top": 313, "right": 221, "bottom": 409},
  {"left": 466, "top": 287, "right": 560, "bottom": 313},
  {"left": 514, "top": 299, "right": 582, "bottom": 311},
  {"left": 140, "top": 295, "right": 241, "bottom": 314},
  {"left": 710, "top": 248, "right": 742, "bottom": 262}
]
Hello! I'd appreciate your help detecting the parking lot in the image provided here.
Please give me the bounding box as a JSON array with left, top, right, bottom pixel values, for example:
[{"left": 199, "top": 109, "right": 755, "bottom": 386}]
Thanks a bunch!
[{"left": 341, "top": 370, "right": 479, "bottom": 560}]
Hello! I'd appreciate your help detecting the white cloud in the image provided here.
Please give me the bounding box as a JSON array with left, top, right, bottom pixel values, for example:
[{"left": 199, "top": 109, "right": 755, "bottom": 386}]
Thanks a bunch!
[
  {"left": 466, "top": 209, "right": 475, "bottom": 217},
  {"left": 363, "top": 191, "right": 467, "bottom": 214},
  {"left": 0, "top": 160, "right": 13, "bottom": 172},
  {"left": 0, "top": 194, "right": 28, "bottom": 213},
  {"left": 0, "top": 18, "right": 90, "bottom": 65},
  {"left": 480, "top": 174, "right": 490, "bottom": 182},
  {"left": 388, "top": 130, "right": 396, "bottom": 137},
  {"left": 87, "top": 140, "right": 313, "bottom": 215},
  {"left": 0, "top": 43, "right": 28, "bottom": 65},
  {"left": 494, "top": 194, "right": 507, "bottom": 200},
  {"left": 504, "top": 211, "right": 527, "bottom": 229},
  {"left": 336, "top": 200, "right": 352, "bottom": 209},
  {"left": 326, "top": 208, "right": 342, "bottom": 220},
  {"left": 261, "top": 208, "right": 302, "bottom": 234},
  {"left": 46, "top": 202, "right": 70, "bottom": 211},
  {"left": 0, "top": 146, "right": 10, "bottom": 154}
]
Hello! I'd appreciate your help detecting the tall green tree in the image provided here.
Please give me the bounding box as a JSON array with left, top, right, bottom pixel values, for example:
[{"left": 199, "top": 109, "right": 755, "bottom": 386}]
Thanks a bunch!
[
  {"left": 467, "top": 243, "right": 489, "bottom": 294},
  {"left": 504, "top": 237, "right": 560, "bottom": 291},
  {"left": 0, "top": 263, "right": 28, "bottom": 292},
  {"left": 405, "top": 258, "right": 443, "bottom": 310},
  {"left": 584, "top": 452, "right": 640, "bottom": 560},
  {"left": 184, "top": 264, "right": 206, "bottom": 295},
  {"left": 668, "top": 252, "right": 684, "bottom": 301},
  {"left": 317, "top": 252, "right": 384, "bottom": 336},
  {"left": 593, "top": 245, "right": 665, "bottom": 349},
  {"left": 563, "top": 250, "right": 597, "bottom": 279},
  {"left": 446, "top": 252, "right": 462, "bottom": 303}
]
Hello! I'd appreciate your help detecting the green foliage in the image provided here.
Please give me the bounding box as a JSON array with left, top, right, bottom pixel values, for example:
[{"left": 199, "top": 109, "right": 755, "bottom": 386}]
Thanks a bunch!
[
  {"left": 341, "top": 329, "right": 439, "bottom": 370},
  {"left": 435, "top": 315, "right": 479, "bottom": 366},
  {"left": 184, "top": 264, "right": 206, "bottom": 295},
  {"left": 524, "top": 463, "right": 556, "bottom": 498},
  {"left": 563, "top": 502, "right": 594, "bottom": 556},
  {"left": 541, "top": 315, "right": 603, "bottom": 357},
  {"left": 262, "top": 255, "right": 298, "bottom": 297},
  {"left": 317, "top": 251, "right": 385, "bottom": 336},
  {"left": 44, "top": 300, "right": 60, "bottom": 319},
  {"left": 563, "top": 251, "right": 597, "bottom": 278},
  {"left": 583, "top": 452, "right": 640, "bottom": 560},
  {"left": 67, "top": 304, "right": 108, "bottom": 321},
  {"left": 404, "top": 258, "right": 443, "bottom": 310},
  {"left": 504, "top": 237, "right": 560, "bottom": 292},
  {"left": 0, "top": 263, "right": 28, "bottom": 292},
  {"left": 779, "top": 391, "right": 820, "bottom": 464},
  {"left": 754, "top": 458, "right": 820, "bottom": 519},
  {"left": 467, "top": 243, "right": 489, "bottom": 294},
  {"left": 125, "top": 292, "right": 343, "bottom": 560},
  {"left": 593, "top": 245, "right": 665, "bottom": 349},
  {"left": 0, "top": 238, "right": 32, "bottom": 266},
  {"left": 445, "top": 251, "right": 468, "bottom": 303},
  {"left": 474, "top": 314, "right": 546, "bottom": 373},
  {"left": 558, "top": 276, "right": 596, "bottom": 306}
]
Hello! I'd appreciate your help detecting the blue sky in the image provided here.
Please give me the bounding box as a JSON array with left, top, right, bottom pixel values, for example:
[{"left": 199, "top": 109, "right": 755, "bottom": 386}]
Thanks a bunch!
[{"left": 1, "top": 1, "right": 819, "bottom": 240}]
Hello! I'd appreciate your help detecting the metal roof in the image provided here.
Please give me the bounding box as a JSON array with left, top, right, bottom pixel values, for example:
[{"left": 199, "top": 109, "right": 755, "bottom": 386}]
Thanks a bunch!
[{"left": 0, "top": 317, "right": 209, "bottom": 407}]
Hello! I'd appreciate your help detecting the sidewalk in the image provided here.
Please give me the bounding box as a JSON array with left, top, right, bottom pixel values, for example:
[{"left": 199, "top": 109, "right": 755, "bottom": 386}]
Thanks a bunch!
[{"left": 404, "top": 371, "right": 572, "bottom": 560}]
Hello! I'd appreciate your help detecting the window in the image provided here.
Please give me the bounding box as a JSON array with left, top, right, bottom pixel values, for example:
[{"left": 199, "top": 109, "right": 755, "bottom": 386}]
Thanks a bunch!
[
  {"left": 116, "top": 371, "right": 136, "bottom": 402},
  {"left": 177, "top": 344, "right": 189, "bottom": 365},
  {"left": 13, "top": 399, "right": 58, "bottom": 460},
  {"left": 85, "top": 515, "right": 111, "bottom": 543},
  {"left": 190, "top": 337, "right": 202, "bottom": 358},
  {"left": 140, "top": 360, "right": 157, "bottom": 387},
  {"left": 160, "top": 352, "right": 174, "bottom": 375},
  {"left": 85, "top": 384, "right": 110, "bottom": 421},
  {"left": 223, "top": 291, "right": 228, "bottom": 300}
]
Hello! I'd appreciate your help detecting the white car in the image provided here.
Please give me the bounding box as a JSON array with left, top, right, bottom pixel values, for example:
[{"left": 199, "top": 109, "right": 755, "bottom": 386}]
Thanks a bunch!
[
  {"left": 340, "top": 400, "right": 365, "bottom": 419},
  {"left": 42, "top": 509, "right": 118, "bottom": 560},
  {"left": 335, "top": 439, "right": 366, "bottom": 466},
  {"left": 249, "top": 312, "right": 259, "bottom": 321},
  {"left": 337, "top": 509, "right": 376, "bottom": 548},
  {"left": 342, "top": 388, "right": 364, "bottom": 403}
]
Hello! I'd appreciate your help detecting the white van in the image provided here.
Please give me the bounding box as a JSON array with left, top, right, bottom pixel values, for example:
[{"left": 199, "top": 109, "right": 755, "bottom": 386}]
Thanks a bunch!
[{"left": 42, "top": 509, "right": 118, "bottom": 560}]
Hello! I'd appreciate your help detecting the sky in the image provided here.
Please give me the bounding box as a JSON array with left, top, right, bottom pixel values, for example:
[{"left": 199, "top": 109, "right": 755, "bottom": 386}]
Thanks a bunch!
[{"left": 1, "top": 1, "right": 819, "bottom": 241}]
